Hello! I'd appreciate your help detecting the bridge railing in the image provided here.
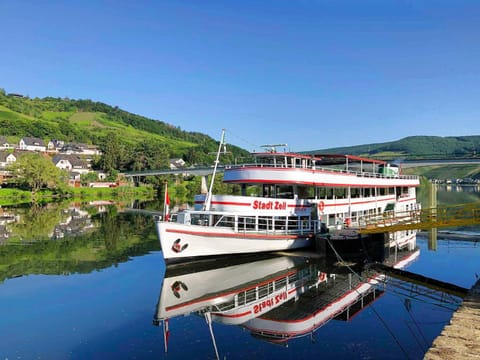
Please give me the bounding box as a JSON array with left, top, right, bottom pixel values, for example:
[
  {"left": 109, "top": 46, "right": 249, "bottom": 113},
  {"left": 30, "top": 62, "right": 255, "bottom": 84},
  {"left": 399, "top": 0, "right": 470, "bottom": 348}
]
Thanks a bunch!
[{"left": 359, "top": 203, "right": 480, "bottom": 234}]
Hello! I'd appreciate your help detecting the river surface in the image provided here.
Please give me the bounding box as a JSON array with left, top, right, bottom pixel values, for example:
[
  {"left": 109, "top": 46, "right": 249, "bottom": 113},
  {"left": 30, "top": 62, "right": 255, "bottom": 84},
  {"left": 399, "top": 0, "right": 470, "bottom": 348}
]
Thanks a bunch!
[{"left": 0, "top": 187, "right": 479, "bottom": 359}]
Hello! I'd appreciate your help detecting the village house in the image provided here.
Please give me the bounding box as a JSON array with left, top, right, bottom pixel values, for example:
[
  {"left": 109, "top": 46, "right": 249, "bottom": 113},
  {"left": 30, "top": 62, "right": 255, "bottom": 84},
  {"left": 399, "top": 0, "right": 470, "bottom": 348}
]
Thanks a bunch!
[
  {"left": 0, "top": 136, "right": 12, "bottom": 149},
  {"left": 19, "top": 137, "right": 46, "bottom": 152},
  {"left": 59, "top": 142, "right": 100, "bottom": 156},
  {"left": 52, "top": 154, "right": 90, "bottom": 174},
  {"left": 47, "top": 139, "right": 65, "bottom": 152},
  {"left": 0, "top": 151, "right": 18, "bottom": 169},
  {"left": 169, "top": 158, "right": 186, "bottom": 170}
]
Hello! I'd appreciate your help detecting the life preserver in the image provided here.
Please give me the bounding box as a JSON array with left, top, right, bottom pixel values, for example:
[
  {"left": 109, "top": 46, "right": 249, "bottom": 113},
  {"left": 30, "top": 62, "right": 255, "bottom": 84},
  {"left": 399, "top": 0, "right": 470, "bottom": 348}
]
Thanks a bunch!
[
  {"left": 344, "top": 218, "right": 351, "bottom": 227},
  {"left": 318, "top": 201, "right": 325, "bottom": 212},
  {"left": 319, "top": 272, "right": 327, "bottom": 282}
]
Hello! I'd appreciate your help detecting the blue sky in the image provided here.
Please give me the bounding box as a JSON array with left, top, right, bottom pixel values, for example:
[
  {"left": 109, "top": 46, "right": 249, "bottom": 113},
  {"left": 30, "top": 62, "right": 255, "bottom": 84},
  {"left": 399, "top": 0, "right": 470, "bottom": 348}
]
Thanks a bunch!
[{"left": 1, "top": 0, "right": 479, "bottom": 151}]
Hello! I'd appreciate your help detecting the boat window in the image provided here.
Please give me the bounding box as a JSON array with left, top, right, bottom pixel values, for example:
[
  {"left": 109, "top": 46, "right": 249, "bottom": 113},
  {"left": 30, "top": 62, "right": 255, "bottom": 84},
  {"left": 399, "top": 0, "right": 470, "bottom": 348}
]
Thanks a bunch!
[
  {"left": 335, "top": 188, "right": 347, "bottom": 198},
  {"left": 245, "top": 288, "right": 257, "bottom": 303},
  {"left": 258, "top": 217, "right": 270, "bottom": 231},
  {"left": 276, "top": 185, "right": 294, "bottom": 199},
  {"left": 326, "top": 188, "right": 334, "bottom": 199},
  {"left": 328, "top": 214, "right": 336, "bottom": 226},
  {"left": 316, "top": 187, "right": 326, "bottom": 199},
  {"left": 298, "top": 186, "right": 314, "bottom": 199},
  {"left": 214, "top": 215, "right": 235, "bottom": 228},
  {"left": 238, "top": 216, "right": 256, "bottom": 231},
  {"left": 191, "top": 213, "right": 209, "bottom": 226},
  {"left": 384, "top": 203, "right": 395, "bottom": 212}
]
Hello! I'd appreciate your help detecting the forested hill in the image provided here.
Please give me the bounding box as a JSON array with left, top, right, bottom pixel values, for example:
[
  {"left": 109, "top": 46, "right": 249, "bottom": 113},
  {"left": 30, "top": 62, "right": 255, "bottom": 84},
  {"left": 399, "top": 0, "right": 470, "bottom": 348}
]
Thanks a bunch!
[
  {"left": 311, "top": 135, "right": 480, "bottom": 160},
  {"left": 0, "top": 88, "right": 249, "bottom": 170}
]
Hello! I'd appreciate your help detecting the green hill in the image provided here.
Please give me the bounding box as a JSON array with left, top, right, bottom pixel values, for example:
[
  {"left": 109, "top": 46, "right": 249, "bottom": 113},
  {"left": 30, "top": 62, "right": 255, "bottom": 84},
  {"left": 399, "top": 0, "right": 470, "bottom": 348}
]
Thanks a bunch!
[
  {"left": 311, "top": 135, "right": 480, "bottom": 160},
  {"left": 0, "top": 89, "right": 249, "bottom": 171}
]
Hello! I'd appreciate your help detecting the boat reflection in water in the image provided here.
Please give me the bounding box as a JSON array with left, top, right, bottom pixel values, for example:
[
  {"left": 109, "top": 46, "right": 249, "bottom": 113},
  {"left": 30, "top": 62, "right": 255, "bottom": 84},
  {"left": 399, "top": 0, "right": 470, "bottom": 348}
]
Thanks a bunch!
[{"left": 153, "top": 236, "right": 419, "bottom": 357}]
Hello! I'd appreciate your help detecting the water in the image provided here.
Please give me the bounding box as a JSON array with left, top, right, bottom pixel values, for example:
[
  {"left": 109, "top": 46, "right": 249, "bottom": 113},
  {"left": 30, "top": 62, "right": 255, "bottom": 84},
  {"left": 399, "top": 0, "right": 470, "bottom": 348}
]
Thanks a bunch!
[{"left": 0, "top": 190, "right": 479, "bottom": 359}]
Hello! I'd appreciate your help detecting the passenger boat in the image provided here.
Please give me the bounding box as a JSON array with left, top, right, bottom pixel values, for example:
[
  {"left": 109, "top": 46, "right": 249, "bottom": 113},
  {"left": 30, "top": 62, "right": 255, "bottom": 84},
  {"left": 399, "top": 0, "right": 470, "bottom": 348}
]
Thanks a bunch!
[{"left": 156, "top": 130, "right": 420, "bottom": 262}]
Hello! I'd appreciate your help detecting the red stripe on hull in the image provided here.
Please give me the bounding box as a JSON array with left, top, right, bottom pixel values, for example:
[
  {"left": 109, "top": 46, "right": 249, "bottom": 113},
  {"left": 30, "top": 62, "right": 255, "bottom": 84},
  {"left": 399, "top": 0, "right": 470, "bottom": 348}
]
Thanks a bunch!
[
  {"left": 165, "top": 228, "right": 313, "bottom": 240},
  {"left": 166, "top": 269, "right": 299, "bottom": 312}
]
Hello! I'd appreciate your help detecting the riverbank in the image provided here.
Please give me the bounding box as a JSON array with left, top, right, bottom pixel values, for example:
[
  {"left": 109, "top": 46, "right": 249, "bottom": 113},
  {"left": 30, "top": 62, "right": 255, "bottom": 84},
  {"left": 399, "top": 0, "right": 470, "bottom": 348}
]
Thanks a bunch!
[
  {"left": 424, "top": 278, "right": 480, "bottom": 360},
  {"left": 0, "top": 185, "right": 155, "bottom": 206}
]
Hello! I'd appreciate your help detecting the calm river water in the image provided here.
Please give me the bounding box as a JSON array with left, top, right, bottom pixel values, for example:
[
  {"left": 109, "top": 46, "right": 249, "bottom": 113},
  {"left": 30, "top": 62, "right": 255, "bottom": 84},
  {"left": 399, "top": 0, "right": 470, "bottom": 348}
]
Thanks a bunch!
[{"left": 0, "top": 186, "right": 479, "bottom": 359}]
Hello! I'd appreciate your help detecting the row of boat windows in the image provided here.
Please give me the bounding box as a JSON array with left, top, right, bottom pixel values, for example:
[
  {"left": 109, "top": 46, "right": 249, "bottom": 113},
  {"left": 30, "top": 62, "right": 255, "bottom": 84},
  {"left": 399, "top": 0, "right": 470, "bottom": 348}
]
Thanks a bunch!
[
  {"left": 191, "top": 214, "right": 312, "bottom": 232},
  {"left": 214, "top": 268, "right": 312, "bottom": 312},
  {"left": 239, "top": 184, "right": 411, "bottom": 199}
]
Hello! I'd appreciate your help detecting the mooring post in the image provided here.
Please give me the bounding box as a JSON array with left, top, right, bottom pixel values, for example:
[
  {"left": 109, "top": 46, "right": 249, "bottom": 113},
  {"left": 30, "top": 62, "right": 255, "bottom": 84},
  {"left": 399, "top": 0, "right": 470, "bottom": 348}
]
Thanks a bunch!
[{"left": 428, "top": 182, "right": 438, "bottom": 251}]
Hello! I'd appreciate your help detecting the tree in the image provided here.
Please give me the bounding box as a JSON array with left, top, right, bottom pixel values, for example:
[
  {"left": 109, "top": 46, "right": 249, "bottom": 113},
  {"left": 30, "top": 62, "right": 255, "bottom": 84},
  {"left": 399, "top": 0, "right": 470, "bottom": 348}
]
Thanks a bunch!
[
  {"left": 8, "top": 153, "right": 67, "bottom": 192},
  {"left": 99, "top": 132, "right": 125, "bottom": 173}
]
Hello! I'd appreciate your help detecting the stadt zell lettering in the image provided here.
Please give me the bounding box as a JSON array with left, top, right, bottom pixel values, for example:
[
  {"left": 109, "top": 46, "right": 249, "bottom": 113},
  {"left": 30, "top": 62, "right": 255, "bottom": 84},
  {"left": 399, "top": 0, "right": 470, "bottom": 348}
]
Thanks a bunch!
[
  {"left": 253, "top": 292, "right": 288, "bottom": 314},
  {"left": 252, "top": 200, "right": 287, "bottom": 210}
]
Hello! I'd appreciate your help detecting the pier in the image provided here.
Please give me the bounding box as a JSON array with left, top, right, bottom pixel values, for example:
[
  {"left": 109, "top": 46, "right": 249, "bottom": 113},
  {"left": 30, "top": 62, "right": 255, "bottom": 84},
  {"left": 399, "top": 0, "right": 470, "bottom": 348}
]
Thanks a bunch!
[{"left": 424, "top": 279, "right": 480, "bottom": 360}]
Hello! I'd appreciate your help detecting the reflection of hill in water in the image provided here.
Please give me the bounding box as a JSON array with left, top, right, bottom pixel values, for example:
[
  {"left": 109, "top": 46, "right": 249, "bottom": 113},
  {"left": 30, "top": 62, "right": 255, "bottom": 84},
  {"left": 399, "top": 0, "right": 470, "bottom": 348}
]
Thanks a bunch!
[{"left": 0, "top": 205, "right": 158, "bottom": 282}]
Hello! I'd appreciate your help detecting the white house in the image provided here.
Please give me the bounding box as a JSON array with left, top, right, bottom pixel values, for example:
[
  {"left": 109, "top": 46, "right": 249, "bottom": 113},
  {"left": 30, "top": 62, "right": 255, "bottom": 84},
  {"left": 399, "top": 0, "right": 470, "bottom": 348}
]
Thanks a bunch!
[
  {"left": 0, "top": 151, "right": 17, "bottom": 169},
  {"left": 0, "top": 136, "right": 11, "bottom": 149},
  {"left": 19, "top": 137, "right": 46, "bottom": 152},
  {"left": 52, "top": 154, "right": 90, "bottom": 174},
  {"left": 47, "top": 139, "right": 65, "bottom": 152},
  {"left": 170, "top": 158, "right": 186, "bottom": 170},
  {"left": 59, "top": 143, "right": 101, "bottom": 156}
]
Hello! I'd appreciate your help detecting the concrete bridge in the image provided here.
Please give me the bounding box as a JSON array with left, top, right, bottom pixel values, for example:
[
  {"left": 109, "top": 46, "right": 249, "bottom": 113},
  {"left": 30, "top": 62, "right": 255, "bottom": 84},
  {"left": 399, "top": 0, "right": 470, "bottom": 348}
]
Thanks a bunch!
[{"left": 124, "top": 158, "right": 480, "bottom": 179}]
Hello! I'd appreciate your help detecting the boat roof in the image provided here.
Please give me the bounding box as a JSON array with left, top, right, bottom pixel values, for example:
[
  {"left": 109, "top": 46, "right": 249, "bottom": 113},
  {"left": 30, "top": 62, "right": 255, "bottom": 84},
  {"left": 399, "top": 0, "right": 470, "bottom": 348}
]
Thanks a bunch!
[{"left": 252, "top": 152, "right": 386, "bottom": 165}]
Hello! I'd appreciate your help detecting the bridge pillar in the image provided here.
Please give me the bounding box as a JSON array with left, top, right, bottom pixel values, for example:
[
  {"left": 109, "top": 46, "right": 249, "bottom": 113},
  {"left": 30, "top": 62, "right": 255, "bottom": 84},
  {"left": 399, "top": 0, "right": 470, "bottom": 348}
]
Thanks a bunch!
[{"left": 201, "top": 175, "right": 208, "bottom": 194}]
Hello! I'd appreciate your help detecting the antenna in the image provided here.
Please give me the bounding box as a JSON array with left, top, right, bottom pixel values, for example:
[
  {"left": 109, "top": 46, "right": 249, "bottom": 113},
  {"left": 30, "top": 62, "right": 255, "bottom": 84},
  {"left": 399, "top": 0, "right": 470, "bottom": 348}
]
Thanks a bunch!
[{"left": 260, "top": 143, "right": 287, "bottom": 153}]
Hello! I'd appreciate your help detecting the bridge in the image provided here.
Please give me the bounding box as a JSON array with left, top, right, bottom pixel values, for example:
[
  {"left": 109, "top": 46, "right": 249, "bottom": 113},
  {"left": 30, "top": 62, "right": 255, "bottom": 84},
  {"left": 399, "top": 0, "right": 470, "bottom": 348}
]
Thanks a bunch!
[
  {"left": 123, "top": 158, "right": 480, "bottom": 179},
  {"left": 359, "top": 203, "right": 480, "bottom": 234},
  {"left": 124, "top": 166, "right": 223, "bottom": 178}
]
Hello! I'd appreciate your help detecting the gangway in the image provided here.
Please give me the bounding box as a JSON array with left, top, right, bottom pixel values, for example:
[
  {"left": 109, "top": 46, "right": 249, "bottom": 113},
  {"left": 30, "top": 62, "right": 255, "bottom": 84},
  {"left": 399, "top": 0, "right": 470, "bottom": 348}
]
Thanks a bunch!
[{"left": 359, "top": 203, "right": 480, "bottom": 234}]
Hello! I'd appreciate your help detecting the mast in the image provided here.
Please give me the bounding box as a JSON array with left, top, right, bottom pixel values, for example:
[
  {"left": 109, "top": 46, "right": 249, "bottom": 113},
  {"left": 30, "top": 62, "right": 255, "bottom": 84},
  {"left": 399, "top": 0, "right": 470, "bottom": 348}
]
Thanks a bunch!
[{"left": 203, "top": 129, "right": 226, "bottom": 211}]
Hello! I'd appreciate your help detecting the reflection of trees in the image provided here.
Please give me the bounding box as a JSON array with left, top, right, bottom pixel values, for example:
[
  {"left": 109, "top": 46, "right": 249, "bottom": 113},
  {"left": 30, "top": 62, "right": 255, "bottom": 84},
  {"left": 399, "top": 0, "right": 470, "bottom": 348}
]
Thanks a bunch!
[
  {"left": 9, "top": 203, "right": 69, "bottom": 241},
  {"left": 0, "top": 207, "right": 159, "bottom": 282}
]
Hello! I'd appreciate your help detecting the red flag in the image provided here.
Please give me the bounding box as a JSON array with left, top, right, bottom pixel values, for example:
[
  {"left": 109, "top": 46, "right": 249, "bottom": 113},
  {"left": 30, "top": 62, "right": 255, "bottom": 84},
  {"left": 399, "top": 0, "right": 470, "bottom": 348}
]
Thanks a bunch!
[{"left": 164, "top": 183, "right": 170, "bottom": 221}]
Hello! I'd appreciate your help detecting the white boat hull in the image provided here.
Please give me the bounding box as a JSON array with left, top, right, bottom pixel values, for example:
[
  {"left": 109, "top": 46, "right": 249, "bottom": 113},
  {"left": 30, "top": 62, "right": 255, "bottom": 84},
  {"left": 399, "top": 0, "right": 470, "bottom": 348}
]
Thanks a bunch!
[
  {"left": 156, "top": 256, "right": 304, "bottom": 320},
  {"left": 156, "top": 221, "right": 313, "bottom": 261}
]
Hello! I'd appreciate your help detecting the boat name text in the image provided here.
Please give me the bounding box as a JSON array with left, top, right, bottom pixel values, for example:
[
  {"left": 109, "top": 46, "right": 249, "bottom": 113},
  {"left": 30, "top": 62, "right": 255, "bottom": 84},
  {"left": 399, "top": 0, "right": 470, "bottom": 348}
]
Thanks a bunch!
[
  {"left": 253, "top": 291, "right": 288, "bottom": 314},
  {"left": 252, "top": 200, "right": 287, "bottom": 210}
]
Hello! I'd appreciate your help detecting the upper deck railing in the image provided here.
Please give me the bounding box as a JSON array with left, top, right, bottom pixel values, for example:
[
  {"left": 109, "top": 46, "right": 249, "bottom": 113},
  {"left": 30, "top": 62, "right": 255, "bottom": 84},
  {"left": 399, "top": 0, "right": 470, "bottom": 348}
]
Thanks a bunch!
[{"left": 226, "top": 163, "right": 419, "bottom": 181}]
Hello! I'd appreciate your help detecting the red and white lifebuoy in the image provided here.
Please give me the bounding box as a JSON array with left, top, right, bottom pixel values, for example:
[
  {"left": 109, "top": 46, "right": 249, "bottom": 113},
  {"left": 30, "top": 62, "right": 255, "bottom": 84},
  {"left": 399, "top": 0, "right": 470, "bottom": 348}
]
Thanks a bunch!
[
  {"left": 318, "top": 201, "right": 325, "bottom": 212},
  {"left": 318, "top": 272, "right": 327, "bottom": 282},
  {"left": 344, "top": 218, "right": 351, "bottom": 227}
]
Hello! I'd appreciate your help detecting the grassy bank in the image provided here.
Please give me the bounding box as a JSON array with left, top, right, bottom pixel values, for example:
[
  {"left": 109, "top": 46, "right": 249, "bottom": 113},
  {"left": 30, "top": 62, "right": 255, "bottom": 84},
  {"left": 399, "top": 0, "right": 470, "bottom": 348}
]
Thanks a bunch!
[{"left": 0, "top": 185, "right": 155, "bottom": 206}]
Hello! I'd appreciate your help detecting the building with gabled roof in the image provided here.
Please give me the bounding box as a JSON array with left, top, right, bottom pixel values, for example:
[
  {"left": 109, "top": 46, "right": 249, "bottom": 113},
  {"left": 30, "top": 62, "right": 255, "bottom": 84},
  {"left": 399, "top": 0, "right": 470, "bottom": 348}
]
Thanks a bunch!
[
  {"left": 52, "top": 154, "right": 90, "bottom": 174},
  {"left": 19, "top": 137, "right": 46, "bottom": 152},
  {"left": 0, "top": 150, "right": 18, "bottom": 169}
]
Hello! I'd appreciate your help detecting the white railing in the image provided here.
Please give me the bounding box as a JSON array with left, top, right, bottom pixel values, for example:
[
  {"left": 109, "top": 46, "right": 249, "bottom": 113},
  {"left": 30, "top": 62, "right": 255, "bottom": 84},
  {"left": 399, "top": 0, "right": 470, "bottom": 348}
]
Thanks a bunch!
[{"left": 225, "top": 163, "right": 418, "bottom": 180}]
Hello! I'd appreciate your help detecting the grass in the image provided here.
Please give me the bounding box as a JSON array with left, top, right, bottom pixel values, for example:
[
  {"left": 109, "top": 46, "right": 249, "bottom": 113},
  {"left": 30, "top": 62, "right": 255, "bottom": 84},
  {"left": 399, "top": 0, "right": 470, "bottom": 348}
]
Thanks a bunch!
[
  {"left": 70, "top": 111, "right": 102, "bottom": 126},
  {"left": 41, "top": 111, "right": 74, "bottom": 121},
  {"left": 0, "top": 185, "right": 155, "bottom": 205}
]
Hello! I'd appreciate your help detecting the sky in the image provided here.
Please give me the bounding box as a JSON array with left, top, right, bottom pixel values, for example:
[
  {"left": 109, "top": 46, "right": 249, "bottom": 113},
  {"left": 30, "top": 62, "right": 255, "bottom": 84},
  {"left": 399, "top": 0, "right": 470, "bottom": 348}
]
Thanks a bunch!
[{"left": 1, "top": 0, "right": 479, "bottom": 152}]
